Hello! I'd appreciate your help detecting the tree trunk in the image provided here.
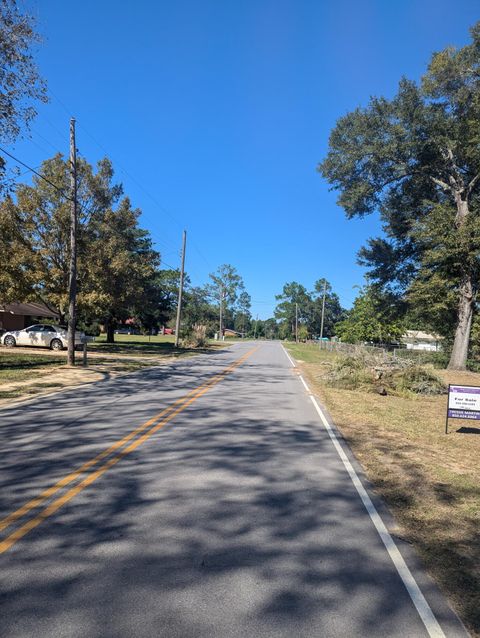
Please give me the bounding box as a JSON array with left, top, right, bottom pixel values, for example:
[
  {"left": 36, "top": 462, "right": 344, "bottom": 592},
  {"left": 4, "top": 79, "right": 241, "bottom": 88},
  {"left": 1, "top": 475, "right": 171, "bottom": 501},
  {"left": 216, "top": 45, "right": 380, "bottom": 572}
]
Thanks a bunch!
[
  {"left": 447, "top": 192, "right": 474, "bottom": 370},
  {"left": 448, "top": 276, "right": 474, "bottom": 370},
  {"left": 106, "top": 319, "right": 115, "bottom": 344}
]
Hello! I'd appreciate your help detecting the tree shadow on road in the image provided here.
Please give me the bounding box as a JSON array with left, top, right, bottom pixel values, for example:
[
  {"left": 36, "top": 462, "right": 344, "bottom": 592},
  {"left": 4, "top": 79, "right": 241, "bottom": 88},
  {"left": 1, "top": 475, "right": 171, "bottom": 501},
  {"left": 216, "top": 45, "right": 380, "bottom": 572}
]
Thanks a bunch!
[{"left": 0, "top": 350, "right": 468, "bottom": 638}]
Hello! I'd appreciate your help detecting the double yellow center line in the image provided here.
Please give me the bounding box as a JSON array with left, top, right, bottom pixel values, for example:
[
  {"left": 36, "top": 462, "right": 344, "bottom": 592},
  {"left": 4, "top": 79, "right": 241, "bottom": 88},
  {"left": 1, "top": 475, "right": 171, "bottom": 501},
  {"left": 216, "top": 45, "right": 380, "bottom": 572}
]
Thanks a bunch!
[{"left": 0, "top": 346, "right": 258, "bottom": 555}]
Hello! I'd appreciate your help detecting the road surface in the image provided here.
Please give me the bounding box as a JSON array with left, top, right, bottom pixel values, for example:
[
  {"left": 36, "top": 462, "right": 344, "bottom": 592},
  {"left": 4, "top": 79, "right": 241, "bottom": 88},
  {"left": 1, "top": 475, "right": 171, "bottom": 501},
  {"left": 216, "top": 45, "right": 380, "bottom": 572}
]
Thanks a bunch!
[{"left": 0, "top": 341, "right": 467, "bottom": 637}]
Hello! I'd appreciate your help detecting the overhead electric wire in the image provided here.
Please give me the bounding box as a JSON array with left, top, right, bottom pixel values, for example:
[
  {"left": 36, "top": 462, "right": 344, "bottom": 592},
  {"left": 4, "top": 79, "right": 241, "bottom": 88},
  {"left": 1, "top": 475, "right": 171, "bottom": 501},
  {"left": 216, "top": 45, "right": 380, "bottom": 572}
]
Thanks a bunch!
[
  {"left": 0, "top": 72, "right": 208, "bottom": 277},
  {"left": 31, "top": 127, "right": 64, "bottom": 155},
  {"left": 46, "top": 96, "right": 206, "bottom": 271},
  {"left": 73, "top": 146, "right": 183, "bottom": 257},
  {"left": 0, "top": 145, "right": 69, "bottom": 197},
  {"left": 160, "top": 260, "right": 180, "bottom": 271},
  {"left": 0, "top": 65, "right": 67, "bottom": 148}
]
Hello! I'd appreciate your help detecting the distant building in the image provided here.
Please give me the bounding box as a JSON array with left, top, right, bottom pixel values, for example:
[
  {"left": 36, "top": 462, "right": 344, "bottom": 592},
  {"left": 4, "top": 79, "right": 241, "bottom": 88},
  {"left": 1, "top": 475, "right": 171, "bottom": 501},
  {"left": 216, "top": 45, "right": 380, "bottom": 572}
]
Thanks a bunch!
[
  {"left": 0, "top": 302, "right": 59, "bottom": 332},
  {"left": 224, "top": 328, "right": 243, "bottom": 338},
  {"left": 403, "top": 330, "right": 441, "bottom": 352}
]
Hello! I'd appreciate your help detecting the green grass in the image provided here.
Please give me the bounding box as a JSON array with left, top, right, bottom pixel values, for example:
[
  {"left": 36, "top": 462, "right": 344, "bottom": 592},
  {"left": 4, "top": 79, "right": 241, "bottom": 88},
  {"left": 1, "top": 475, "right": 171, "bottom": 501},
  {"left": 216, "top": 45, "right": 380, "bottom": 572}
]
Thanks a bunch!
[
  {"left": 284, "top": 342, "right": 338, "bottom": 364},
  {"left": 89, "top": 333, "right": 224, "bottom": 357},
  {"left": 0, "top": 382, "right": 63, "bottom": 400},
  {"left": 0, "top": 353, "right": 64, "bottom": 383}
]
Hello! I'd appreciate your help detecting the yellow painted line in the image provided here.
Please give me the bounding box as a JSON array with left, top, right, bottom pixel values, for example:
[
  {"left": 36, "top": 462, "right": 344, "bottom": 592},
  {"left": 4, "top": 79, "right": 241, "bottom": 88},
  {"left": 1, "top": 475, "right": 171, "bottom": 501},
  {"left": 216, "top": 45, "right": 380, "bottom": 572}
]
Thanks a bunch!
[
  {"left": 0, "top": 347, "right": 256, "bottom": 534},
  {"left": 0, "top": 346, "right": 258, "bottom": 554},
  {"left": 0, "top": 402, "right": 182, "bottom": 533}
]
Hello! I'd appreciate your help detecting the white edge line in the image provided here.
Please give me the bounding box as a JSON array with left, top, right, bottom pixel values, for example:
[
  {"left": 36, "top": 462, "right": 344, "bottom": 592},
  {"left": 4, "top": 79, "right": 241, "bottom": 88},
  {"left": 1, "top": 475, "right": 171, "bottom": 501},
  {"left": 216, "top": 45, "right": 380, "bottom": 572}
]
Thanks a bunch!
[
  {"left": 286, "top": 348, "right": 445, "bottom": 638},
  {"left": 299, "top": 375, "right": 310, "bottom": 392},
  {"left": 281, "top": 345, "right": 296, "bottom": 368}
]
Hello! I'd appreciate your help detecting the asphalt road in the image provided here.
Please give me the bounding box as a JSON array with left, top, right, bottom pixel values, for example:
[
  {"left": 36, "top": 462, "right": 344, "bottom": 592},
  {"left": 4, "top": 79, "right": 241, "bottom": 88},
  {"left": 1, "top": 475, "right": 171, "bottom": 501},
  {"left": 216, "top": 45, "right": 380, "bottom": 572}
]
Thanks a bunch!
[{"left": 0, "top": 341, "right": 468, "bottom": 637}]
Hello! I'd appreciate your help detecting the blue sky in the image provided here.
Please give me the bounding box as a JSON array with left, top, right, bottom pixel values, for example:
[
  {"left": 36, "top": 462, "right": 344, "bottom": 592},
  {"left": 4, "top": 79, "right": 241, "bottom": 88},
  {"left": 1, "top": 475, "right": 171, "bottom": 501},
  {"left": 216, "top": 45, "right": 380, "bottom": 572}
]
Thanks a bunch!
[{"left": 11, "top": 0, "right": 480, "bottom": 318}]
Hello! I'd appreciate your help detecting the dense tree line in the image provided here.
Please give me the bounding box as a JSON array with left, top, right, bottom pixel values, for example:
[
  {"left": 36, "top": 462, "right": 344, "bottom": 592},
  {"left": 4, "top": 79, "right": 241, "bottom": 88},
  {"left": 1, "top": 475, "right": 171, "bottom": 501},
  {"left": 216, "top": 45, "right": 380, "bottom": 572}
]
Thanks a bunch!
[
  {"left": 0, "top": 152, "right": 254, "bottom": 342},
  {"left": 273, "top": 279, "right": 345, "bottom": 340}
]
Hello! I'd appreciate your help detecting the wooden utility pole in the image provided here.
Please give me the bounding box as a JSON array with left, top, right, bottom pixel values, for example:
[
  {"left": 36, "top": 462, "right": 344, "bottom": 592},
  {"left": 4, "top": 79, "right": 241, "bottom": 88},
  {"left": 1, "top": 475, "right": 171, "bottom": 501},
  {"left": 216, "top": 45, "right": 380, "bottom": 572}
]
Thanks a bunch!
[
  {"left": 174, "top": 230, "right": 187, "bottom": 348},
  {"left": 67, "top": 117, "right": 77, "bottom": 366},
  {"left": 320, "top": 279, "right": 327, "bottom": 340},
  {"left": 295, "top": 302, "right": 298, "bottom": 343},
  {"left": 219, "top": 285, "right": 223, "bottom": 339}
]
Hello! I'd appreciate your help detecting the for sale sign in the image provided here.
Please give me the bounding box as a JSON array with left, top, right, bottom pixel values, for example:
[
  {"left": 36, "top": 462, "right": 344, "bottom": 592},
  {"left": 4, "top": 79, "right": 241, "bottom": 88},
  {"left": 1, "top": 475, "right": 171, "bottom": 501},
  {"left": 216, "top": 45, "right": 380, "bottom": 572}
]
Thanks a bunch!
[{"left": 447, "top": 385, "right": 480, "bottom": 429}]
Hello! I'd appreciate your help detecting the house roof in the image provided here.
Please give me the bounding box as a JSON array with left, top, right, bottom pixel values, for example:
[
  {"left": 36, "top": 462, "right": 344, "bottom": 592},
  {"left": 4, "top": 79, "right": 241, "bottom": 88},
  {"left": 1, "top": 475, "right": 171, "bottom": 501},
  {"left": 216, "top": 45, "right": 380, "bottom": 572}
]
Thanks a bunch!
[
  {"left": 0, "top": 302, "right": 59, "bottom": 318},
  {"left": 403, "top": 330, "right": 440, "bottom": 342}
]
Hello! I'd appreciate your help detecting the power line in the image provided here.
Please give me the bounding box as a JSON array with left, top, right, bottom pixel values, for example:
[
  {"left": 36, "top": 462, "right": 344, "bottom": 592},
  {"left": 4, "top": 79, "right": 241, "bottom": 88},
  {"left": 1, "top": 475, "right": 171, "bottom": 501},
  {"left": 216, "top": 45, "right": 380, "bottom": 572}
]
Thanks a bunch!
[
  {"left": 73, "top": 147, "right": 182, "bottom": 257},
  {"left": 0, "top": 65, "right": 67, "bottom": 145},
  {"left": 1, "top": 145, "right": 190, "bottom": 272},
  {"left": 191, "top": 239, "right": 213, "bottom": 270},
  {"left": 161, "top": 260, "right": 180, "bottom": 271},
  {"left": 1, "top": 71, "right": 208, "bottom": 278},
  {"left": 65, "top": 111, "right": 213, "bottom": 275},
  {"left": 0, "top": 146, "right": 69, "bottom": 197},
  {"left": 31, "top": 127, "right": 64, "bottom": 155},
  {"left": 46, "top": 92, "right": 210, "bottom": 272},
  {"left": 0, "top": 64, "right": 181, "bottom": 238}
]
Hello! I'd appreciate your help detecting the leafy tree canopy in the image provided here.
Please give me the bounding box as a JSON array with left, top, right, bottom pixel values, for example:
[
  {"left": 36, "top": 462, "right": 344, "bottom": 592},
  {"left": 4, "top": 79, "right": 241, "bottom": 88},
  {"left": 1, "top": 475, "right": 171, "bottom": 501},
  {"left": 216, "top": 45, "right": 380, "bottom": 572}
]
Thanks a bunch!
[
  {"left": 0, "top": 0, "right": 47, "bottom": 189},
  {"left": 335, "top": 286, "right": 405, "bottom": 344},
  {"left": 319, "top": 21, "right": 480, "bottom": 369},
  {"left": 274, "top": 279, "right": 345, "bottom": 339},
  {"left": 207, "top": 263, "right": 245, "bottom": 310}
]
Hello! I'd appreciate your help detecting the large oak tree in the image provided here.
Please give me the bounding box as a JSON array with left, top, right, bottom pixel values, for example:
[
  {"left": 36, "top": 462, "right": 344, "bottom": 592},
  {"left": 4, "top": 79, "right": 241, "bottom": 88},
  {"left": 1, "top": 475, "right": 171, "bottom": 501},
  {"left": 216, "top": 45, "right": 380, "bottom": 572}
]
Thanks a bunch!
[{"left": 319, "top": 23, "right": 480, "bottom": 370}]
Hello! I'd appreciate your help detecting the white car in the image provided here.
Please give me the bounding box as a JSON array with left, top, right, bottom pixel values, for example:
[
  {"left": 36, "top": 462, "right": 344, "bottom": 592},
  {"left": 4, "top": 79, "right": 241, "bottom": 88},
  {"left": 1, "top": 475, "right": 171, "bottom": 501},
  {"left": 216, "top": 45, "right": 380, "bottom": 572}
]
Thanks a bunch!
[{"left": 1, "top": 324, "right": 84, "bottom": 351}]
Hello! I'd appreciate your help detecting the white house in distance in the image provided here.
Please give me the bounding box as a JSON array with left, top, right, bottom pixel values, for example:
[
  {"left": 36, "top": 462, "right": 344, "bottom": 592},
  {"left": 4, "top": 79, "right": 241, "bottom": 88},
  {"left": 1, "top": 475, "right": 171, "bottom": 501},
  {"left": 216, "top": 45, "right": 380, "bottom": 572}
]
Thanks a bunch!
[{"left": 403, "top": 330, "right": 442, "bottom": 352}]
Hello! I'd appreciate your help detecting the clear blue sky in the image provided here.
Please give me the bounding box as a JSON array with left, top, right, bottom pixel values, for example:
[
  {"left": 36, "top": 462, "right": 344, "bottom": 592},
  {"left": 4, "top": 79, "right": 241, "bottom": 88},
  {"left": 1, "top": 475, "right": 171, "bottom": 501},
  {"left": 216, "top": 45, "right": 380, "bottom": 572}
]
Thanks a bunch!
[{"left": 11, "top": 0, "right": 480, "bottom": 318}]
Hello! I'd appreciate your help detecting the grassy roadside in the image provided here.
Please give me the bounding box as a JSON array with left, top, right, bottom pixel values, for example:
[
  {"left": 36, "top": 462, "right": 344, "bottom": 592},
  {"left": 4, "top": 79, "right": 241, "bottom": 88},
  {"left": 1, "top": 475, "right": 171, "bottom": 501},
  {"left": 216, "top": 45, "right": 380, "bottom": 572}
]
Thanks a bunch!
[
  {"left": 0, "top": 351, "right": 155, "bottom": 401},
  {"left": 89, "top": 333, "right": 229, "bottom": 356},
  {"left": 0, "top": 353, "right": 65, "bottom": 382},
  {"left": 0, "top": 353, "right": 67, "bottom": 400},
  {"left": 285, "top": 342, "right": 480, "bottom": 637}
]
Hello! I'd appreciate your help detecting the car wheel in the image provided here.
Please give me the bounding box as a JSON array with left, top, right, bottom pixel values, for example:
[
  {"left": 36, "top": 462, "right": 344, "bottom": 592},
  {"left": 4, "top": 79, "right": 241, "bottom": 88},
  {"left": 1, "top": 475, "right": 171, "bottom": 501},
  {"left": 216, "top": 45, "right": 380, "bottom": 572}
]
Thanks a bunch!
[
  {"left": 4, "top": 335, "right": 16, "bottom": 348},
  {"left": 50, "top": 338, "right": 64, "bottom": 351}
]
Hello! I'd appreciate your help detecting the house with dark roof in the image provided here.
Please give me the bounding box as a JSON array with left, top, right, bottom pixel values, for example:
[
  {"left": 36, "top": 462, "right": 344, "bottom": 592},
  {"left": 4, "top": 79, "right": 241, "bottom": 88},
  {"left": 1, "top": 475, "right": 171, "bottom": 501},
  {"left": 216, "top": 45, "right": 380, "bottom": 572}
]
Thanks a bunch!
[{"left": 0, "top": 302, "right": 59, "bottom": 332}]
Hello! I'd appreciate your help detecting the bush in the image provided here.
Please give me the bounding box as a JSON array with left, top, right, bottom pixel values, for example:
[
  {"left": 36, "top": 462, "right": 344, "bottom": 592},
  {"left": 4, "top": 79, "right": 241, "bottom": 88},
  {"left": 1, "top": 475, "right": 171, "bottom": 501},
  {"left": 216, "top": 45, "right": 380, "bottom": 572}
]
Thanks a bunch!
[
  {"left": 394, "top": 365, "right": 446, "bottom": 395},
  {"left": 324, "top": 352, "right": 446, "bottom": 396},
  {"left": 394, "top": 350, "right": 449, "bottom": 369},
  {"left": 325, "top": 354, "right": 376, "bottom": 390},
  {"left": 181, "top": 324, "right": 208, "bottom": 348}
]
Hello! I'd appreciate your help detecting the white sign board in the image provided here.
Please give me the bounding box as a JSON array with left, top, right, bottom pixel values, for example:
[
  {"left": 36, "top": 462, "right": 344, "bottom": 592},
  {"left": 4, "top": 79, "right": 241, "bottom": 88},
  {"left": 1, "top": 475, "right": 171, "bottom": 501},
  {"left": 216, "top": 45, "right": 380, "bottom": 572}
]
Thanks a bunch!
[{"left": 447, "top": 384, "right": 480, "bottom": 423}]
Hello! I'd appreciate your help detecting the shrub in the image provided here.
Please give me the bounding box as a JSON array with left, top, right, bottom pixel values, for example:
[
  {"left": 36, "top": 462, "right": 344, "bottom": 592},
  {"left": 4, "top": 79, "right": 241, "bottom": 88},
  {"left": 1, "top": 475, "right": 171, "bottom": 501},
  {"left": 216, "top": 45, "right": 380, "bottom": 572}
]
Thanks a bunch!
[
  {"left": 325, "top": 354, "right": 373, "bottom": 390},
  {"left": 394, "top": 365, "right": 446, "bottom": 395},
  {"left": 324, "top": 352, "right": 446, "bottom": 396},
  {"left": 181, "top": 324, "right": 208, "bottom": 348}
]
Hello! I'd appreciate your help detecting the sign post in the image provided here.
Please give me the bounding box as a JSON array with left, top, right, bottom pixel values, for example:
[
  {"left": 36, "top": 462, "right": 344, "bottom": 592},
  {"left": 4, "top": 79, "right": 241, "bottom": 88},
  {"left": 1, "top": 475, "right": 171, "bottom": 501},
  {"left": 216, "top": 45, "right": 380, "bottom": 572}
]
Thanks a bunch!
[{"left": 446, "top": 384, "right": 480, "bottom": 433}]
